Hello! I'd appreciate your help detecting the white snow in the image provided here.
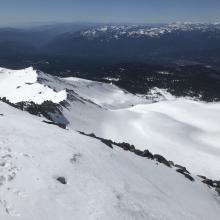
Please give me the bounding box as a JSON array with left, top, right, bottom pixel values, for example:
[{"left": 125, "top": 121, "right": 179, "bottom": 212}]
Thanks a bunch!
[
  {"left": 60, "top": 77, "right": 220, "bottom": 179},
  {"left": 1, "top": 67, "right": 220, "bottom": 179},
  {"left": 9, "top": 70, "right": 218, "bottom": 179},
  {"left": 0, "top": 67, "right": 67, "bottom": 104},
  {"left": 64, "top": 77, "right": 148, "bottom": 109},
  {"left": 0, "top": 100, "right": 220, "bottom": 220},
  {"left": 1, "top": 67, "right": 220, "bottom": 219}
]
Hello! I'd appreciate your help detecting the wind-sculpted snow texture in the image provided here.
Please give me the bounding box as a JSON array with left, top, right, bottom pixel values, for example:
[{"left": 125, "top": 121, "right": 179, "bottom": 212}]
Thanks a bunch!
[{"left": 0, "top": 67, "right": 220, "bottom": 219}]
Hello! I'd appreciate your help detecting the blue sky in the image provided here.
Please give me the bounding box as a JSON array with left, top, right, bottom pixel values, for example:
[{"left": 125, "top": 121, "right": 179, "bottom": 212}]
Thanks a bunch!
[{"left": 0, "top": 0, "right": 220, "bottom": 25}]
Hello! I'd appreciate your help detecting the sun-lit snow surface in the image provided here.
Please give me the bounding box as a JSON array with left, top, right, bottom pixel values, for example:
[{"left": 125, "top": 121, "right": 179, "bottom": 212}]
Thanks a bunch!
[
  {"left": 65, "top": 77, "right": 148, "bottom": 109},
  {"left": 0, "top": 67, "right": 220, "bottom": 180},
  {"left": 1, "top": 67, "right": 219, "bottom": 179},
  {"left": 56, "top": 77, "right": 220, "bottom": 179},
  {"left": 0, "top": 67, "right": 66, "bottom": 104},
  {"left": 1, "top": 67, "right": 220, "bottom": 219},
  {"left": 1, "top": 101, "right": 220, "bottom": 220}
]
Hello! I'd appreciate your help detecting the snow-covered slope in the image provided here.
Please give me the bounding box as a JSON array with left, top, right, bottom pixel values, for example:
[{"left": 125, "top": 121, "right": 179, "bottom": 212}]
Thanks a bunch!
[
  {"left": 1, "top": 67, "right": 220, "bottom": 179},
  {"left": 66, "top": 97, "right": 220, "bottom": 179},
  {"left": 48, "top": 73, "right": 220, "bottom": 179},
  {"left": 1, "top": 93, "right": 220, "bottom": 220},
  {"left": 0, "top": 67, "right": 220, "bottom": 219},
  {"left": 0, "top": 67, "right": 66, "bottom": 104},
  {"left": 64, "top": 77, "right": 148, "bottom": 109}
]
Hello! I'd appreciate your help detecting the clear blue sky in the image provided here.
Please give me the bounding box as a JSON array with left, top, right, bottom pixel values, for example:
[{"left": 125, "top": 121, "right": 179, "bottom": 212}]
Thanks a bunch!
[{"left": 0, "top": 0, "right": 220, "bottom": 26}]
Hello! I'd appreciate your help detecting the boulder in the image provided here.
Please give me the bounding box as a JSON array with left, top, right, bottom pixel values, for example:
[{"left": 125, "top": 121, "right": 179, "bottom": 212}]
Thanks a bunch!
[
  {"left": 176, "top": 169, "right": 194, "bottom": 181},
  {"left": 202, "top": 179, "right": 214, "bottom": 187},
  {"left": 175, "top": 164, "right": 190, "bottom": 174},
  {"left": 142, "top": 150, "right": 154, "bottom": 159},
  {"left": 100, "top": 139, "right": 113, "bottom": 149},
  {"left": 57, "top": 177, "right": 67, "bottom": 185},
  {"left": 153, "top": 154, "right": 171, "bottom": 167}
]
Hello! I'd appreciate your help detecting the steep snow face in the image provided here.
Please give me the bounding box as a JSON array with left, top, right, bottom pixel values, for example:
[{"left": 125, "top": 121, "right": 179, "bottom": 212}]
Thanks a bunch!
[
  {"left": 0, "top": 101, "right": 220, "bottom": 220},
  {"left": 0, "top": 67, "right": 67, "bottom": 104},
  {"left": 1, "top": 67, "right": 220, "bottom": 180}
]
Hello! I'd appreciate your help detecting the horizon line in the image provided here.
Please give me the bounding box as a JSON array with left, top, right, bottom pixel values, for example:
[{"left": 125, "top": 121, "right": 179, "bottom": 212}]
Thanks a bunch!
[{"left": 0, "top": 20, "right": 220, "bottom": 28}]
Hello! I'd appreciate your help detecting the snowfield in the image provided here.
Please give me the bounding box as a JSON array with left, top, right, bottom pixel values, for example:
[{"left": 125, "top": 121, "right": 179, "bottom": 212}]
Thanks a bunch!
[
  {"left": 64, "top": 77, "right": 148, "bottom": 109},
  {"left": 0, "top": 100, "right": 220, "bottom": 220},
  {"left": 0, "top": 67, "right": 220, "bottom": 219},
  {"left": 0, "top": 67, "right": 67, "bottom": 104},
  {"left": 62, "top": 75, "right": 220, "bottom": 179}
]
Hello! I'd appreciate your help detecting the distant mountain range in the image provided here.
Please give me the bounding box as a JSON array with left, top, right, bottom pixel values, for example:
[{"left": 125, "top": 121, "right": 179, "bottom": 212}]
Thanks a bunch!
[
  {"left": 78, "top": 22, "right": 220, "bottom": 40},
  {"left": 0, "top": 22, "right": 220, "bottom": 72}
]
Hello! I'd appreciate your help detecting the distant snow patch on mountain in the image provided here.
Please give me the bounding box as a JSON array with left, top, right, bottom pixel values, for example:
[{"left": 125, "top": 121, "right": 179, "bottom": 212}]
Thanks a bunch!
[
  {"left": 145, "top": 87, "right": 175, "bottom": 102},
  {"left": 79, "top": 22, "right": 220, "bottom": 40}
]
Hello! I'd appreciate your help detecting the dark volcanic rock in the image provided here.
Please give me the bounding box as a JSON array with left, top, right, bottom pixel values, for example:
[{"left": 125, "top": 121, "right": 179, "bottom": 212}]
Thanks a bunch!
[
  {"left": 153, "top": 154, "right": 171, "bottom": 167},
  {"left": 202, "top": 179, "right": 214, "bottom": 187},
  {"left": 133, "top": 149, "right": 144, "bottom": 156},
  {"left": 100, "top": 139, "right": 113, "bottom": 149},
  {"left": 133, "top": 149, "right": 154, "bottom": 159},
  {"left": 117, "top": 142, "right": 135, "bottom": 151},
  {"left": 197, "top": 175, "right": 220, "bottom": 195},
  {"left": 0, "top": 97, "right": 69, "bottom": 128},
  {"left": 43, "top": 120, "right": 66, "bottom": 129},
  {"left": 197, "top": 175, "right": 207, "bottom": 180},
  {"left": 169, "top": 161, "right": 174, "bottom": 166},
  {"left": 175, "top": 165, "right": 190, "bottom": 174},
  {"left": 176, "top": 169, "right": 195, "bottom": 182},
  {"left": 214, "top": 181, "right": 220, "bottom": 188},
  {"left": 78, "top": 131, "right": 220, "bottom": 186},
  {"left": 142, "top": 150, "right": 154, "bottom": 159},
  {"left": 57, "top": 177, "right": 67, "bottom": 185},
  {"left": 216, "top": 188, "right": 220, "bottom": 196}
]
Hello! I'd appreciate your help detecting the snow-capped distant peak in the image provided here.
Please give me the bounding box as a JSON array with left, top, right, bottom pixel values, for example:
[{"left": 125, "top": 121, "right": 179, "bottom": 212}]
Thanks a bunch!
[
  {"left": 0, "top": 67, "right": 67, "bottom": 104},
  {"left": 79, "top": 22, "right": 220, "bottom": 40}
]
